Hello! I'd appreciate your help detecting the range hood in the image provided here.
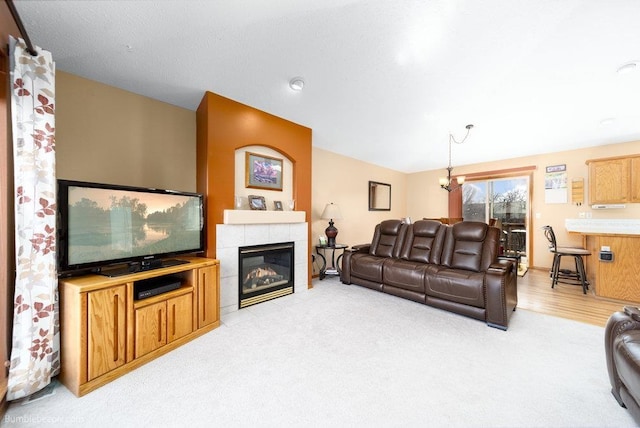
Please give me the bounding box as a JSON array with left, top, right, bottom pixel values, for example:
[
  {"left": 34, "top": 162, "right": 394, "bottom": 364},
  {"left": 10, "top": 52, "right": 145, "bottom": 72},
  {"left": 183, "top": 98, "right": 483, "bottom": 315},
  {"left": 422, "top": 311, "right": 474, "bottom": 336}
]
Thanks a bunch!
[{"left": 591, "top": 204, "right": 626, "bottom": 209}]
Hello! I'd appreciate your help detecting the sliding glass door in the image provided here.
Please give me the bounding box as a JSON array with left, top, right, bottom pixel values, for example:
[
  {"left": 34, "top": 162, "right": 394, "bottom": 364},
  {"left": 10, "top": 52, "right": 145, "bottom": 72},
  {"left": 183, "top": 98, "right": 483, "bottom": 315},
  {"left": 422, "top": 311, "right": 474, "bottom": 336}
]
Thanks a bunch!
[{"left": 462, "top": 176, "right": 529, "bottom": 258}]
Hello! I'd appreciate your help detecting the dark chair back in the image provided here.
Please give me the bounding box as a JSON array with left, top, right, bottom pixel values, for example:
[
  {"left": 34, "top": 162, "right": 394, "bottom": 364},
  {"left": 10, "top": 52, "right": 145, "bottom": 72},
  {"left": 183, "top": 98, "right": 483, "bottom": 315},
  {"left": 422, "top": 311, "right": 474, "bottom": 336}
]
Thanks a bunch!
[
  {"left": 399, "top": 220, "right": 445, "bottom": 264},
  {"left": 542, "top": 225, "right": 557, "bottom": 251},
  {"left": 441, "top": 221, "right": 499, "bottom": 272},
  {"left": 369, "top": 219, "right": 408, "bottom": 259}
]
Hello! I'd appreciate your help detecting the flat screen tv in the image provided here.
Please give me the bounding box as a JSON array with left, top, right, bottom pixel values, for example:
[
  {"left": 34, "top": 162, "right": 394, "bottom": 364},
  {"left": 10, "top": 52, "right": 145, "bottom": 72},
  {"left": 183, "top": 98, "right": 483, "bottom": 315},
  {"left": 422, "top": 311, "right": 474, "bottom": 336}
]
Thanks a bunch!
[{"left": 57, "top": 179, "right": 205, "bottom": 277}]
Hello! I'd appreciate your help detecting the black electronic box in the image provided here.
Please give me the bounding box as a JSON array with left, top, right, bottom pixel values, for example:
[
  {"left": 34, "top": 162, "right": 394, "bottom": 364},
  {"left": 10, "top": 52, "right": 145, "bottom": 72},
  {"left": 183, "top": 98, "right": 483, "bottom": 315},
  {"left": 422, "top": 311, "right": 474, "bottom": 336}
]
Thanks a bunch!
[{"left": 134, "top": 276, "right": 182, "bottom": 300}]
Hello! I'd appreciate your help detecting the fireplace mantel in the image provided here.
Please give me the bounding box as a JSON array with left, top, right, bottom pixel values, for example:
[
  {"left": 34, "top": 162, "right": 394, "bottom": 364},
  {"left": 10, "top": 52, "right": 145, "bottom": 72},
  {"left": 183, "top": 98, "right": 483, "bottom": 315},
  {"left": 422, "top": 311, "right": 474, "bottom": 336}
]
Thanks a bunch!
[{"left": 223, "top": 209, "right": 305, "bottom": 225}]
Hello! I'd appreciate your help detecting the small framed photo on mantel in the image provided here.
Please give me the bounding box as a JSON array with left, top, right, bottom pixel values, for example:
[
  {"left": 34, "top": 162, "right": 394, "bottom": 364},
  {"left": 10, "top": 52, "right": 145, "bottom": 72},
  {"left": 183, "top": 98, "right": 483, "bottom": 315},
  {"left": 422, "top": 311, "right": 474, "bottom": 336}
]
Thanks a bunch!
[
  {"left": 274, "top": 201, "right": 283, "bottom": 211},
  {"left": 248, "top": 195, "right": 267, "bottom": 210},
  {"left": 245, "top": 152, "right": 283, "bottom": 191}
]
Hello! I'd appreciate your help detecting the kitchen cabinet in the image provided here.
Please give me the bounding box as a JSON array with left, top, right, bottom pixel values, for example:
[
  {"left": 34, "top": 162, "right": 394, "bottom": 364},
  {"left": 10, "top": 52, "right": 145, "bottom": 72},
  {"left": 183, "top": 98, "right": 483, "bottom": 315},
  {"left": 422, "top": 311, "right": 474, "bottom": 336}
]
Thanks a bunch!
[{"left": 586, "top": 154, "right": 640, "bottom": 204}]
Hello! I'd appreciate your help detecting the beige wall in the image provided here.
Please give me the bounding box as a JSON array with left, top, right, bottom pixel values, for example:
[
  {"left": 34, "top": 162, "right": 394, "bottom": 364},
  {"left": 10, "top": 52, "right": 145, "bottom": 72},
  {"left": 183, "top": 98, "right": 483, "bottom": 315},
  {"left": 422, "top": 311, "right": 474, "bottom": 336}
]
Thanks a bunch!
[
  {"left": 312, "top": 147, "right": 407, "bottom": 247},
  {"left": 55, "top": 71, "right": 640, "bottom": 272},
  {"left": 408, "top": 140, "right": 640, "bottom": 269},
  {"left": 55, "top": 71, "right": 407, "bottom": 261},
  {"left": 56, "top": 71, "right": 196, "bottom": 191}
]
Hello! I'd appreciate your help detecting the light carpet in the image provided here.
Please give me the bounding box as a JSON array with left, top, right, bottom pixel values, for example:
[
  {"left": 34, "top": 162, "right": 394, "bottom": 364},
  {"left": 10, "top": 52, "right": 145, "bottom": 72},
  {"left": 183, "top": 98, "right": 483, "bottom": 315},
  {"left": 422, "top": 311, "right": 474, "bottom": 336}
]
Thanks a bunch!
[{"left": 3, "top": 277, "right": 635, "bottom": 427}]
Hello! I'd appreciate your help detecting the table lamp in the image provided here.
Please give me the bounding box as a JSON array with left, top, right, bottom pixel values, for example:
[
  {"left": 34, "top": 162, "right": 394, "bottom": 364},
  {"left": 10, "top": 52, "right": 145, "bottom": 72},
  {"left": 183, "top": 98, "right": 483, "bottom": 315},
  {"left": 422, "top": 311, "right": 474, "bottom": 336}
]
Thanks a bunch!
[{"left": 321, "top": 203, "right": 343, "bottom": 247}]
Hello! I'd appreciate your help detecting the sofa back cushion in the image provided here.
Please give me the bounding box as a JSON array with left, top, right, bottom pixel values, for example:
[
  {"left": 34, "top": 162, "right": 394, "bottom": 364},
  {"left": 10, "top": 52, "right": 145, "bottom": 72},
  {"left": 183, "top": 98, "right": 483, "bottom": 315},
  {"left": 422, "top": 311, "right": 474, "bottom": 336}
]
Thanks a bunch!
[
  {"left": 369, "top": 219, "right": 408, "bottom": 258},
  {"left": 441, "top": 221, "right": 500, "bottom": 272},
  {"left": 399, "top": 220, "right": 445, "bottom": 264}
]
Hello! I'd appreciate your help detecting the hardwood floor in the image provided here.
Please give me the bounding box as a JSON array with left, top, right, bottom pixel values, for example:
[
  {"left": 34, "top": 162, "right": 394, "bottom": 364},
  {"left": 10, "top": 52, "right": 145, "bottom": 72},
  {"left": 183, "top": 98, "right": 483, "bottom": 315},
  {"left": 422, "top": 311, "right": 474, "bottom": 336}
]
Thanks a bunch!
[{"left": 517, "top": 267, "right": 638, "bottom": 327}]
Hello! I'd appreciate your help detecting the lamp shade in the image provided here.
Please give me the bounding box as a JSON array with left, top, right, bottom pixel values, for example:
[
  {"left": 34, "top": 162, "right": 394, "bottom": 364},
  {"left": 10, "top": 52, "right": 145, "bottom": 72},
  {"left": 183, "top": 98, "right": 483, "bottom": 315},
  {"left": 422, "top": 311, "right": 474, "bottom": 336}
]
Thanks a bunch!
[{"left": 321, "top": 203, "right": 343, "bottom": 220}]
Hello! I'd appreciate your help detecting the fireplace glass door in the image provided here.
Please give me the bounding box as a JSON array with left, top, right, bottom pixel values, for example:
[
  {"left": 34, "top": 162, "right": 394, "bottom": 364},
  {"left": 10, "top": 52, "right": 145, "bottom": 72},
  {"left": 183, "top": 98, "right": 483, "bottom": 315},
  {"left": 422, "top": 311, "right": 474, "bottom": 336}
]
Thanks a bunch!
[{"left": 238, "top": 242, "right": 294, "bottom": 308}]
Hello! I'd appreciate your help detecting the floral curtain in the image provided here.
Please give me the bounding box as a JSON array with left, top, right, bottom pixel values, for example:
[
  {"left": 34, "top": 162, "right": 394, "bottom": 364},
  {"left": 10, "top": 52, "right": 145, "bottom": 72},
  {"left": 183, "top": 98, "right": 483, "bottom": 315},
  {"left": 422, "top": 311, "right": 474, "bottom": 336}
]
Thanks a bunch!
[{"left": 7, "top": 37, "right": 59, "bottom": 401}]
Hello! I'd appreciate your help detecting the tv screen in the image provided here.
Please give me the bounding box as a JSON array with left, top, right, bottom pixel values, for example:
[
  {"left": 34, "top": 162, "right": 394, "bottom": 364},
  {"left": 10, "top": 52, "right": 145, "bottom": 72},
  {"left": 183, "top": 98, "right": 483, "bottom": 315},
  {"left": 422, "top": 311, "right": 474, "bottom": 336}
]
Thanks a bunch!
[{"left": 57, "top": 179, "right": 204, "bottom": 276}]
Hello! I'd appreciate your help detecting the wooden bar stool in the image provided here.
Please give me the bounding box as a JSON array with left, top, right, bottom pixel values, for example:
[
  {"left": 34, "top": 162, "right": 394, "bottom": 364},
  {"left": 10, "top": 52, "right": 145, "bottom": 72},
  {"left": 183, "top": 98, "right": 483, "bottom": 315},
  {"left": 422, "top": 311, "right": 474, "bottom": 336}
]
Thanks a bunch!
[{"left": 542, "top": 225, "right": 591, "bottom": 294}]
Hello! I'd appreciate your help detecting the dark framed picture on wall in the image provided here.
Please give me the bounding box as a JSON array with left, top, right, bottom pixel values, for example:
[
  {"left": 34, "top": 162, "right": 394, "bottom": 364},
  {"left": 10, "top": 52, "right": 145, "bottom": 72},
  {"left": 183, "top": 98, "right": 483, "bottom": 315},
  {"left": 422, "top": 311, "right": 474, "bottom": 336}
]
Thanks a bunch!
[{"left": 245, "top": 152, "right": 283, "bottom": 191}]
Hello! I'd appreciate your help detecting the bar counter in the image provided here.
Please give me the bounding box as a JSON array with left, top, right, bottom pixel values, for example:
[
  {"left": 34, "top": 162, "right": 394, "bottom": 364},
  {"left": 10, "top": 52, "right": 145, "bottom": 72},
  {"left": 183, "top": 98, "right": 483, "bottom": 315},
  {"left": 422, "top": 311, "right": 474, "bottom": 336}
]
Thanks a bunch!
[{"left": 566, "top": 219, "right": 640, "bottom": 302}]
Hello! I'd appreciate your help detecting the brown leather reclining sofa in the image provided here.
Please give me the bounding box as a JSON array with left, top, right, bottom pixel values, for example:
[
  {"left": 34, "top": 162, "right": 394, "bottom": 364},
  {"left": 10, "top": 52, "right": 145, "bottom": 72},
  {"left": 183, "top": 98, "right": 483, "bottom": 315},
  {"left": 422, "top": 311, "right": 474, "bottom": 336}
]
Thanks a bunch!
[
  {"left": 340, "top": 219, "right": 518, "bottom": 330},
  {"left": 605, "top": 306, "right": 640, "bottom": 424}
]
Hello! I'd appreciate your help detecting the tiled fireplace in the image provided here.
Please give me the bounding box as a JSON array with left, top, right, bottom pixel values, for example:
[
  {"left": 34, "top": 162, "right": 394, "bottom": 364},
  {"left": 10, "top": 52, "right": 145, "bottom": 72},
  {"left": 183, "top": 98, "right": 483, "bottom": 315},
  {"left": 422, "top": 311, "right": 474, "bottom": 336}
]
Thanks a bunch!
[{"left": 216, "top": 211, "right": 308, "bottom": 315}]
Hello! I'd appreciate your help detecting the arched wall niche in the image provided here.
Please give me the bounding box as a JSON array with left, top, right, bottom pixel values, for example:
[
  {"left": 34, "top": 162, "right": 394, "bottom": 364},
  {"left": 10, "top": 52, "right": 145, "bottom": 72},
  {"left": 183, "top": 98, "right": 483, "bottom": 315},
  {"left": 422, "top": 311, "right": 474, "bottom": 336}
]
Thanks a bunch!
[{"left": 234, "top": 145, "right": 294, "bottom": 210}]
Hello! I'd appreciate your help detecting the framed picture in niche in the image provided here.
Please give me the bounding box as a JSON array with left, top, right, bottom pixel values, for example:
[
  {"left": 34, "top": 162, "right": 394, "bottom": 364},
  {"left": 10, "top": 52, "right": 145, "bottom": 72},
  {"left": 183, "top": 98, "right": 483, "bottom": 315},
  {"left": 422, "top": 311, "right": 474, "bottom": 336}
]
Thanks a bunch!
[
  {"left": 248, "top": 195, "right": 267, "bottom": 210},
  {"left": 245, "top": 152, "right": 283, "bottom": 191},
  {"left": 274, "top": 201, "right": 283, "bottom": 211}
]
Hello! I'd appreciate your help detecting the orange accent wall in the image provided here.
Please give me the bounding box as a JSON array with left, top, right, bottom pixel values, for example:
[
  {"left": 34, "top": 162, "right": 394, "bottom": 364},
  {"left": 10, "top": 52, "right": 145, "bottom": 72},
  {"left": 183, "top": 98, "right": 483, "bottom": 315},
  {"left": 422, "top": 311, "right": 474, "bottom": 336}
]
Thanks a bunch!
[{"left": 196, "top": 91, "right": 312, "bottom": 285}]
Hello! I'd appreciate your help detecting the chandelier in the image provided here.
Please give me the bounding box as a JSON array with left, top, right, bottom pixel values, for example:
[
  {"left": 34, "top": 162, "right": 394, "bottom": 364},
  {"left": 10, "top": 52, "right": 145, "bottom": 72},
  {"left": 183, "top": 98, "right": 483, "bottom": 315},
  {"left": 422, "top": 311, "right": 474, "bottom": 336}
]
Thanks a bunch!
[{"left": 439, "top": 124, "right": 474, "bottom": 192}]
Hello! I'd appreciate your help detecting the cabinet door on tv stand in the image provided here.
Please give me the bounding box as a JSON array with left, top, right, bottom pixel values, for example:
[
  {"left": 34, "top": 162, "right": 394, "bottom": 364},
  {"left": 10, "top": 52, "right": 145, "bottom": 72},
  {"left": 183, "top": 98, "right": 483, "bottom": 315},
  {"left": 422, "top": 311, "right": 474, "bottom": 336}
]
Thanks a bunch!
[
  {"left": 197, "top": 264, "right": 219, "bottom": 328},
  {"left": 167, "top": 293, "right": 193, "bottom": 342},
  {"left": 88, "top": 285, "right": 126, "bottom": 381},
  {"left": 134, "top": 301, "right": 167, "bottom": 359}
]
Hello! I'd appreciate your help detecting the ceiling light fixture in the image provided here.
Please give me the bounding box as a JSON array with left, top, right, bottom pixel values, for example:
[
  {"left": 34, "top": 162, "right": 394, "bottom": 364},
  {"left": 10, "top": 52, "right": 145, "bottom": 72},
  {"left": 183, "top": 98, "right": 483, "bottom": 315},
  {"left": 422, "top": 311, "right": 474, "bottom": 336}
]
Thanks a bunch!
[
  {"left": 440, "top": 124, "right": 474, "bottom": 192},
  {"left": 617, "top": 62, "right": 638, "bottom": 74},
  {"left": 289, "top": 77, "right": 305, "bottom": 91}
]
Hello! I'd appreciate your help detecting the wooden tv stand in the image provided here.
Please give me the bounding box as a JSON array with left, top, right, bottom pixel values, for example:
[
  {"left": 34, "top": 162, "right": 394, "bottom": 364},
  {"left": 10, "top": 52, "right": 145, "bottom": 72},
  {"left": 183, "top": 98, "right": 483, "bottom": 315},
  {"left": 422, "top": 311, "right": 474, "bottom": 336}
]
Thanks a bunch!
[{"left": 58, "top": 257, "right": 220, "bottom": 397}]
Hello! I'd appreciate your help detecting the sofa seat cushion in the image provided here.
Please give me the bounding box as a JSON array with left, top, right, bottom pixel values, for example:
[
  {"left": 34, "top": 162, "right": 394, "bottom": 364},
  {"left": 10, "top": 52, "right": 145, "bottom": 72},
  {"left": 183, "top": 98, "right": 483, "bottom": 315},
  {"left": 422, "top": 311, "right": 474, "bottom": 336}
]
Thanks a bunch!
[
  {"left": 614, "top": 330, "right": 640, "bottom": 407},
  {"left": 425, "top": 268, "right": 485, "bottom": 308},
  {"left": 349, "top": 253, "right": 385, "bottom": 283},
  {"left": 382, "top": 259, "right": 436, "bottom": 293}
]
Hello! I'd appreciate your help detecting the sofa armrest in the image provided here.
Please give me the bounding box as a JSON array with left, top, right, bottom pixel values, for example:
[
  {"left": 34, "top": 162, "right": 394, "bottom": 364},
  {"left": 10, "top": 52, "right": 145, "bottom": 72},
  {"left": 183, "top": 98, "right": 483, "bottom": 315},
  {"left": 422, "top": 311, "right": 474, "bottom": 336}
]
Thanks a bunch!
[
  {"left": 485, "top": 260, "right": 517, "bottom": 330},
  {"left": 488, "top": 259, "right": 514, "bottom": 274},
  {"left": 350, "top": 243, "right": 371, "bottom": 253},
  {"left": 341, "top": 244, "right": 371, "bottom": 284},
  {"left": 605, "top": 309, "right": 640, "bottom": 404}
]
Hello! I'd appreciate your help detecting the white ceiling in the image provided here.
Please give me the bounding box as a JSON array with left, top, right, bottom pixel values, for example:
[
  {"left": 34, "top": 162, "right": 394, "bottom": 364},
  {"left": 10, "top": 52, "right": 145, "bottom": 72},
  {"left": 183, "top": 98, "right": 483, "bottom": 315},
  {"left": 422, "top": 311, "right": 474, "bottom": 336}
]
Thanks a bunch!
[{"left": 13, "top": 0, "right": 640, "bottom": 173}]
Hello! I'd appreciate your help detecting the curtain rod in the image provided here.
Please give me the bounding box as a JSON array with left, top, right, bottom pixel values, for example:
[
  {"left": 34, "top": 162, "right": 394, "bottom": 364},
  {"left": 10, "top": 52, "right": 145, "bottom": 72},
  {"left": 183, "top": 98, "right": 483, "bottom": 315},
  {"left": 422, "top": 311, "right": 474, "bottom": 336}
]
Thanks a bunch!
[{"left": 6, "top": 0, "right": 38, "bottom": 56}]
